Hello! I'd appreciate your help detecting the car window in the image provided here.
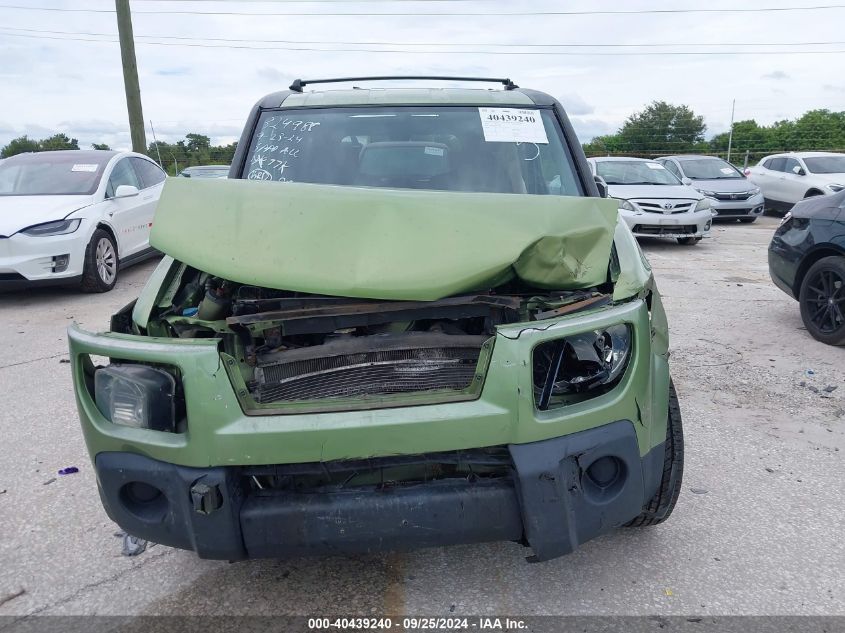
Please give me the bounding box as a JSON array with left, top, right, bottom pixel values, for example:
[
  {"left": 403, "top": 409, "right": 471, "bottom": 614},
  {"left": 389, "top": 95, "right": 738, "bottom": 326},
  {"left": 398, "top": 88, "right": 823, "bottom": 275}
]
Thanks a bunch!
[
  {"left": 0, "top": 153, "right": 108, "bottom": 196},
  {"left": 130, "top": 157, "right": 166, "bottom": 189},
  {"left": 766, "top": 158, "right": 786, "bottom": 172},
  {"left": 106, "top": 158, "right": 142, "bottom": 198},
  {"left": 783, "top": 158, "right": 801, "bottom": 174},
  {"left": 803, "top": 156, "right": 845, "bottom": 174},
  {"left": 594, "top": 160, "right": 681, "bottom": 185},
  {"left": 241, "top": 106, "right": 583, "bottom": 196},
  {"left": 663, "top": 161, "right": 683, "bottom": 178}
]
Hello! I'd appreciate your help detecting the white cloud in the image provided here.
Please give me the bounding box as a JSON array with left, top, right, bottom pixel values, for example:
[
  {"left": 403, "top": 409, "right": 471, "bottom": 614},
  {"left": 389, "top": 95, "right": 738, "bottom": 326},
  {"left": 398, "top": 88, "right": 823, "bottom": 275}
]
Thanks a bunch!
[{"left": 0, "top": 0, "right": 843, "bottom": 149}]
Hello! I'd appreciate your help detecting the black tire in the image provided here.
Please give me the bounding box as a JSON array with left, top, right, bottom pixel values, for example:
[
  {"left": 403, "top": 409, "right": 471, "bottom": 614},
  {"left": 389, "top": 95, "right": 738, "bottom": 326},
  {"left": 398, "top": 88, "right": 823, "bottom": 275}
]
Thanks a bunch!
[
  {"left": 739, "top": 218, "right": 757, "bottom": 224},
  {"left": 798, "top": 256, "right": 845, "bottom": 346},
  {"left": 80, "top": 229, "right": 119, "bottom": 293},
  {"left": 625, "top": 380, "right": 684, "bottom": 527},
  {"left": 676, "top": 237, "right": 700, "bottom": 245}
]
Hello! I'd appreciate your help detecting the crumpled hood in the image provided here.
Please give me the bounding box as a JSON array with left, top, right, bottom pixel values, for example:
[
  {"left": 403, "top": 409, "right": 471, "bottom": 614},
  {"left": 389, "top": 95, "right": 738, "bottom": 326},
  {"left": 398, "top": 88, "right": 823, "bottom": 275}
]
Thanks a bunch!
[
  {"left": 0, "top": 194, "right": 95, "bottom": 237},
  {"left": 150, "top": 178, "right": 618, "bottom": 301},
  {"left": 607, "top": 184, "right": 703, "bottom": 201},
  {"left": 686, "top": 178, "right": 756, "bottom": 194}
]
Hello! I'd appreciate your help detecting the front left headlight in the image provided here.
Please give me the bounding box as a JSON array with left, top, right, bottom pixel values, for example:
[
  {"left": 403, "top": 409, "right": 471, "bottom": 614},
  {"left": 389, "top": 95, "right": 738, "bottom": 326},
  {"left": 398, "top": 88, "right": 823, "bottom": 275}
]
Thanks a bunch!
[
  {"left": 696, "top": 189, "right": 716, "bottom": 198},
  {"left": 827, "top": 183, "right": 844, "bottom": 193},
  {"left": 694, "top": 198, "right": 711, "bottom": 211},
  {"left": 749, "top": 187, "right": 761, "bottom": 195},
  {"left": 533, "top": 324, "right": 632, "bottom": 410},
  {"left": 614, "top": 199, "right": 636, "bottom": 212},
  {"left": 95, "top": 364, "right": 177, "bottom": 432},
  {"left": 20, "top": 218, "right": 81, "bottom": 237}
]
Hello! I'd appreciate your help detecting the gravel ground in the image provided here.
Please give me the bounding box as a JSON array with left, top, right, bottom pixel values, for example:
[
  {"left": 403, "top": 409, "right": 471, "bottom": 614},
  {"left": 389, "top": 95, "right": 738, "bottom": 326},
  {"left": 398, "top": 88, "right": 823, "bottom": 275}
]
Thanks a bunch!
[{"left": 0, "top": 216, "right": 843, "bottom": 618}]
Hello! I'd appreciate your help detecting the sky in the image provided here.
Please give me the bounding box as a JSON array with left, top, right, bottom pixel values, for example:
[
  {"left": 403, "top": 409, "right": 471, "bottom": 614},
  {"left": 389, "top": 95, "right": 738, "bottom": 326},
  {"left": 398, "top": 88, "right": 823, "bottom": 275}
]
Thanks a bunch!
[{"left": 0, "top": 0, "right": 843, "bottom": 152}]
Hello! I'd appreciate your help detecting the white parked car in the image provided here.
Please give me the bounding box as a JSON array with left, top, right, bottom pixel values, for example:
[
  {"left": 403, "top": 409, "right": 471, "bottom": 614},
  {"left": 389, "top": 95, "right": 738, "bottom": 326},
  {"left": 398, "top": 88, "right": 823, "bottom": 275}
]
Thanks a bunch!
[
  {"left": 0, "top": 150, "right": 166, "bottom": 292},
  {"left": 747, "top": 152, "right": 845, "bottom": 214},
  {"left": 588, "top": 157, "right": 713, "bottom": 245},
  {"left": 656, "top": 154, "right": 764, "bottom": 223}
]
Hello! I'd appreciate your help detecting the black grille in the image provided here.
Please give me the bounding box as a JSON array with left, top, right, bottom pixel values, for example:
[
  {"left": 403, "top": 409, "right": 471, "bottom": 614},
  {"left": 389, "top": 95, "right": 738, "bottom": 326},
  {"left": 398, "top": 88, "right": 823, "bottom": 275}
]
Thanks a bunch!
[
  {"left": 714, "top": 207, "right": 750, "bottom": 216},
  {"left": 253, "top": 333, "right": 487, "bottom": 403},
  {"left": 713, "top": 191, "right": 752, "bottom": 201},
  {"left": 632, "top": 224, "right": 697, "bottom": 235}
]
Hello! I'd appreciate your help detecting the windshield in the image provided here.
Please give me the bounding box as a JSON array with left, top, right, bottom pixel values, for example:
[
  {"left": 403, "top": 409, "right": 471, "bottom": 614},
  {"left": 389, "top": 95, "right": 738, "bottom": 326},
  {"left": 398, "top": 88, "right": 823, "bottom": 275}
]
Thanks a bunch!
[
  {"left": 0, "top": 153, "right": 107, "bottom": 196},
  {"left": 594, "top": 160, "right": 680, "bottom": 186},
  {"left": 0, "top": 152, "right": 111, "bottom": 196},
  {"left": 680, "top": 158, "right": 743, "bottom": 180},
  {"left": 804, "top": 156, "right": 845, "bottom": 174},
  {"left": 241, "top": 106, "right": 582, "bottom": 196}
]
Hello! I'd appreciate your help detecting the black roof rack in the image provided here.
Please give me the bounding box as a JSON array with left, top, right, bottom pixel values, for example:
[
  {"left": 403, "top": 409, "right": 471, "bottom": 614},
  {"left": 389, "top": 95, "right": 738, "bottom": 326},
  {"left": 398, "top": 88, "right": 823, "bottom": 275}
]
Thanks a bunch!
[{"left": 289, "top": 76, "right": 518, "bottom": 93}]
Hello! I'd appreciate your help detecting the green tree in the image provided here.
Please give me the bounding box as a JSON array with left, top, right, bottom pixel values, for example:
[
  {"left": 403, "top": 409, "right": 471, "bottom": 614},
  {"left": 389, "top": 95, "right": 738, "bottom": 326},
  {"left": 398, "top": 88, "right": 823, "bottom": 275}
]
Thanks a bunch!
[
  {"left": 91, "top": 142, "right": 111, "bottom": 150},
  {"left": 38, "top": 133, "right": 79, "bottom": 151},
  {"left": 616, "top": 101, "right": 706, "bottom": 155},
  {"left": 185, "top": 133, "right": 211, "bottom": 152},
  {"left": 1, "top": 135, "right": 40, "bottom": 158}
]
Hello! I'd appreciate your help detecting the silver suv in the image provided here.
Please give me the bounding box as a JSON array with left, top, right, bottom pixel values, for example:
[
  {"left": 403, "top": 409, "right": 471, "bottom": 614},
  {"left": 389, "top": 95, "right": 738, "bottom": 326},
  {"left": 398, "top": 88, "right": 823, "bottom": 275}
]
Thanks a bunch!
[{"left": 657, "top": 155, "right": 764, "bottom": 223}]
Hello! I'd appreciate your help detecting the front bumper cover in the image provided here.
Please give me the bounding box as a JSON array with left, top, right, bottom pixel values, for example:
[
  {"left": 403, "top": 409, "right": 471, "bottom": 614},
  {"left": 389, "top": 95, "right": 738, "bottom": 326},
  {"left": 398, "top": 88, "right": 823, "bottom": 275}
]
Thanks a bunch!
[{"left": 95, "top": 420, "right": 664, "bottom": 562}]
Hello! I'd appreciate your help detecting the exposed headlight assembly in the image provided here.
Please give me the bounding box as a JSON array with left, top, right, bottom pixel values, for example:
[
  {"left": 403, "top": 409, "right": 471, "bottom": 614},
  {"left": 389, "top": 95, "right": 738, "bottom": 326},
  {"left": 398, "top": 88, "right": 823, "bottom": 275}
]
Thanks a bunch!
[
  {"left": 95, "top": 365, "right": 177, "bottom": 431},
  {"left": 827, "top": 183, "right": 844, "bottom": 193},
  {"left": 533, "top": 324, "right": 632, "bottom": 411},
  {"left": 614, "top": 199, "right": 636, "bottom": 212},
  {"left": 20, "top": 218, "right": 81, "bottom": 237},
  {"left": 694, "top": 198, "right": 711, "bottom": 211}
]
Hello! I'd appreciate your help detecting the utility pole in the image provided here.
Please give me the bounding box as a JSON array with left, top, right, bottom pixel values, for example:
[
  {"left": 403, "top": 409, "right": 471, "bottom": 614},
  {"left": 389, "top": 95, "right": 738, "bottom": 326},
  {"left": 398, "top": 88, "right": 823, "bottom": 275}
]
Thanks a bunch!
[
  {"left": 726, "top": 98, "right": 736, "bottom": 164},
  {"left": 116, "top": 0, "right": 146, "bottom": 153}
]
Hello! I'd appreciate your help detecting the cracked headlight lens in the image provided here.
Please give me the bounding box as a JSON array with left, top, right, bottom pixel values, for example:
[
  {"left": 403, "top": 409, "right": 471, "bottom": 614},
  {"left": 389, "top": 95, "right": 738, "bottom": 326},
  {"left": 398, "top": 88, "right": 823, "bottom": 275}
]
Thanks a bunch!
[
  {"left": 95, "top": 364, "right": 177, "bottom": 431},
  {"left": 533, "top": 324, "right": 632, "bottom": 410}
]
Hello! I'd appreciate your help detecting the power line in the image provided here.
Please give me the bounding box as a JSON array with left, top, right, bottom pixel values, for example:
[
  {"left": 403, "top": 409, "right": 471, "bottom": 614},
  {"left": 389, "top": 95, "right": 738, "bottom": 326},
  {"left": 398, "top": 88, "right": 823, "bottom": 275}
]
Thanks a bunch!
[
  {"left": 3, "top": 26, "right": 844, "bottom": 49},
  {"left": 3, "top": 30, "right": 845, "bottom": 56},
  {"left": 1, "top": 2, "right": 844, "bottom": 16}
]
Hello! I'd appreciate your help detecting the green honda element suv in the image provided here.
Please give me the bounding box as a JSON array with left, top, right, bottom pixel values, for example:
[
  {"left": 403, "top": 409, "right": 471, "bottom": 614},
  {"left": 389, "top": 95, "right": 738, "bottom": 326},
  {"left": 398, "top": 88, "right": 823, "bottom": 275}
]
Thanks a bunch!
[{"left": 68, "top": 76, "right": 683, "bottom": 562}]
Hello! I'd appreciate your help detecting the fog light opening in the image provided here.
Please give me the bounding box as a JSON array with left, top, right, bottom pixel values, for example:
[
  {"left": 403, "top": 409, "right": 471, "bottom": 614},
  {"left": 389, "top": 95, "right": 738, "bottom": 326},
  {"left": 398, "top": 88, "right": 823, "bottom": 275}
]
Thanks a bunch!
[
  {"left": 52, "top": 254, "right": 70, "bottom": 273},
  {"left": 119, "top": 481, "right": 168, "bottom": 521},
  {"left": 583, "top": 456, "right": 627, "bottom": 503}
]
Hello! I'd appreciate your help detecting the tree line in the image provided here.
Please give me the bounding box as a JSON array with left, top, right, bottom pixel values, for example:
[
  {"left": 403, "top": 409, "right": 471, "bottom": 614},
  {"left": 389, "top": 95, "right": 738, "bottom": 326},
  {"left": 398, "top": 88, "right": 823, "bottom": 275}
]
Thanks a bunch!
[
  {"left": 582, "top": 101, "right": 845, "bottom": 165},
  {"left": 3, "top": 105, "right": 844, "bottom": 168},
  {"left": 1, "top": 132, "right": 237, "bottom": 175}
]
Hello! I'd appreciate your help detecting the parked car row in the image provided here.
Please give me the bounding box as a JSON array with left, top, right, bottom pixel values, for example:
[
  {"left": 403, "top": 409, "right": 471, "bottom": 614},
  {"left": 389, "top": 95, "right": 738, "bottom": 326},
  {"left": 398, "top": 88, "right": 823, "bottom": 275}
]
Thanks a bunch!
[{"left": 0, "top": 152, "right": 230, "bottom": 291}]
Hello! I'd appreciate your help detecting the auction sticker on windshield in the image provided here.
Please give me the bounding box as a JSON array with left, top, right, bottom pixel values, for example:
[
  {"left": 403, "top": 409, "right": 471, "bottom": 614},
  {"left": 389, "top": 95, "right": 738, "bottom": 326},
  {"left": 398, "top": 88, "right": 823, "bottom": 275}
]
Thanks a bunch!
[{"left": 479, "top": 108, "right": 548, "bottom": 144}]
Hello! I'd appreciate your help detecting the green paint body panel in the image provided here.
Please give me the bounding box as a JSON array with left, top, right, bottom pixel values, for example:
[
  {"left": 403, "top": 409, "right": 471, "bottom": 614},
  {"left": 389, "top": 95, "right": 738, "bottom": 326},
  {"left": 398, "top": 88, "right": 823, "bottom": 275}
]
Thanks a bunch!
[
  {"left": 149, "top": 178, "right": 619, "bottom": 301},
  {"left": 70, "top": 163, "right": 671, "bottom": 471},
  {"left": 68, "top": 296, "right": 669, "bottom": 468}
]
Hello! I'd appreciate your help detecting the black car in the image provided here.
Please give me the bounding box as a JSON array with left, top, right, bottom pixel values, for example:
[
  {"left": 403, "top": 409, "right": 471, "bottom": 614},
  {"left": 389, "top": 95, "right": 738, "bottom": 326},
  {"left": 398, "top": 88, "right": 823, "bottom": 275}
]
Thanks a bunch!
[{"left": 769, "top": 190, "right": 845, "bottom": 345}]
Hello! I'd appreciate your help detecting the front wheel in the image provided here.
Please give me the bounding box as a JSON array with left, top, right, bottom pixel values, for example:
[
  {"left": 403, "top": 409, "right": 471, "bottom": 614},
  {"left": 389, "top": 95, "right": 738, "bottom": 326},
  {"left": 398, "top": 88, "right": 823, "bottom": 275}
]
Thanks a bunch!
[
  {"left": 676, "top": 237, "right": 701, "bottom": 245},
  {"left": 625, "top": 380, "right": 684, "bottom": 527},
  {"left": 798, "top": 256, "right": 845, "bottom": 346},
  {"left": 80, "top": 229, "right": 118, "bottom": 293}
]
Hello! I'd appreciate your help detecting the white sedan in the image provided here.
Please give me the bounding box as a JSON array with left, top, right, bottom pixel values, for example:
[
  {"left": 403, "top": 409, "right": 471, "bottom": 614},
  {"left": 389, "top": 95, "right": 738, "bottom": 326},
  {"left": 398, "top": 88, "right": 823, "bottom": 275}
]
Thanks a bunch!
[
  {"left": 0, "top": 149, "right": 166, "bottom": 292},
  {"left": 747, "top": 152, "right": 845, "bottom": 214},
  {"left": 588, "top": 157, "right": 713, "bottom": 245}
]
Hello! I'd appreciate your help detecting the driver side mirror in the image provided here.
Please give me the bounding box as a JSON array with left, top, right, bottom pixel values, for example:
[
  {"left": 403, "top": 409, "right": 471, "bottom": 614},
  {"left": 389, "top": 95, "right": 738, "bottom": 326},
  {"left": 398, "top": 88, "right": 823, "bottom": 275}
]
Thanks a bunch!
[
  {"left": 114, "top": 184, "right": 139, "bottom": 198},
  {"left": 594, "top": 174, "right": 609, "bottom": 198},
  {"left": 681, "top": 177, "right": 692, "bottom": 186},
  {"left": 792, "top": 165, "right": 806, "bottom": 176}
]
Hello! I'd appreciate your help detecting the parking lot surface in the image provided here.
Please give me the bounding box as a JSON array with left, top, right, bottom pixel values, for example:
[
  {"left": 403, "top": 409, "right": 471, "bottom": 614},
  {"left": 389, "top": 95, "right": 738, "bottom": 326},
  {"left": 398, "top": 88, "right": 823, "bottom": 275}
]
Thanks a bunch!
[{"left": 1, "top": 216, "right": 843, "bottom": 617}]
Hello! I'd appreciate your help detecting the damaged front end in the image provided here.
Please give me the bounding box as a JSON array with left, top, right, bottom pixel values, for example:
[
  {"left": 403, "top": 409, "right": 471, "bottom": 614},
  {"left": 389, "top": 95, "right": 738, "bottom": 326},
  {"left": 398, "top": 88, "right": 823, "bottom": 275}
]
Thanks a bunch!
[{"left": 68, "top": 179, "right": 671, "bottom": 561}]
